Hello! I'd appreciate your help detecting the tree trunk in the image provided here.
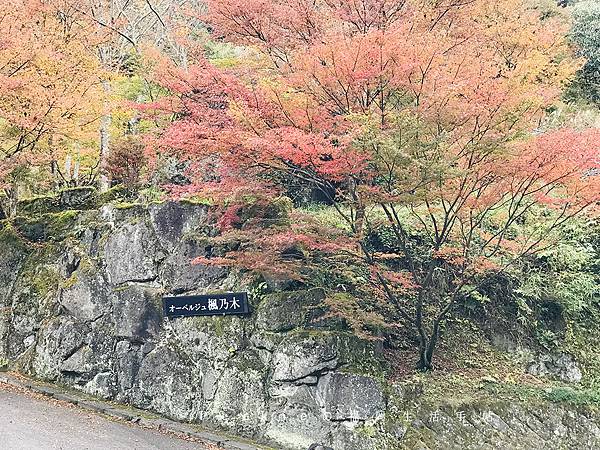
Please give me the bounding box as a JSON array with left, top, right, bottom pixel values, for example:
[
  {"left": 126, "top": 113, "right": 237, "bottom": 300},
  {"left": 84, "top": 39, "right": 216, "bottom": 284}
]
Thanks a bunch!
[
  {"left": 3, "top": 183, "right": 19, "bottom": 219},
  {"left": 417, "top": 336, "right": 437, "bottom": 372},
  {"left": 416, "top": 317, "right": 443, "bottom": 372},
  {"left": 98, "top": 79, "right": 112, "bottom": 193},
  {"left": 417, "top": 345, "right": 433, "bottom": 372}
]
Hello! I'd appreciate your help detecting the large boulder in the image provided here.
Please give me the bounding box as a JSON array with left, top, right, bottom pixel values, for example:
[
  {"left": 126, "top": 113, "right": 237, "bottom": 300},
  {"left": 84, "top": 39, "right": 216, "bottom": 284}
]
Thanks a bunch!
[
  {"left": 265, "top": 383, "right": 331, "bottom": 449},
  {"left": 103, "top": 221, "right": 161, "bottom": 284},
  {"left": 527, "top": 353, "right": 583, "bottom": 383},
  {"left": 0, "top": 226, "right": 30, "bottom": 305},
  {"left": 255, "top": 289, "right": 324, "bottom": 333},
  {"left": 316, "top": 373, "right": 385, "bottom": 421},
  {"left": 60, "top": 345, "right": 96, "bottom": 375},
  {"left": 272, "top": 333, "right": 339, "bottom": 382},
  {"left": 159, "top": 236, "right": 227, "bottom": 294},
  {"left": 134, "top": 345, "right": 203, "bottom": 422},
  {"left": 32, "top": 316, "right": 87, "bottom": 379},
  {"left": 59, "top": 187, "right": 97, "bottom": 209},
  {"left": 148, "top": 201, "right": 207, "bottom": 251},
  {"left": 209, "top": 353, "right": 269, "bottom": 435},
  {"left": 60, "top": 271, "right": 111, "bottom": 322},
  {"left": 112, "top": 285, "right": 162, "bottom": 342}
]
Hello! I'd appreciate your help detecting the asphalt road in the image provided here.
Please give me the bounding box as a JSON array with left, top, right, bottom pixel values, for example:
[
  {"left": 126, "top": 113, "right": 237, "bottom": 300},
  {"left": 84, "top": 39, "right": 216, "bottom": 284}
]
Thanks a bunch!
[{"left": 0, "top": 383, "right": 208, "bottom": 450}]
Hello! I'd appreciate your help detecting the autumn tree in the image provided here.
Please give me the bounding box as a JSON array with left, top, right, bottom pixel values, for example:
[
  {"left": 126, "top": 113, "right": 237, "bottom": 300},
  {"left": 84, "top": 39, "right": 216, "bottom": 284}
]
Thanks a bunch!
[
  {"left": 145, "top": 0, "right": 600, "bottom": 371},
  {"left": 57, "top": 0, "right": 204, "bottom": 191},
  {"left": 106, "top": 135, "right": 146, "bottom": 189},
  {"left": 0, "top": 0, "right": 103, "bottom": 216}
]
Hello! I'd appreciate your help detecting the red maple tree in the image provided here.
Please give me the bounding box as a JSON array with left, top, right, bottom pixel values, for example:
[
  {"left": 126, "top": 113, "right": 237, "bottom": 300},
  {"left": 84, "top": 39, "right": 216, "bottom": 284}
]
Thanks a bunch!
[{"left": 144, "top": 0, "right": 600, "bottom": 370}]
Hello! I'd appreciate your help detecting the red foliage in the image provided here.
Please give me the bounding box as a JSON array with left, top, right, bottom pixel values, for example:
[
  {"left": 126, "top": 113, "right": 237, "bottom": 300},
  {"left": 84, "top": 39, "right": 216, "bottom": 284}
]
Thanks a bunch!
[
  {"left": 141, "top": 0, "right": 600, "bottom": 369},
  {"left": 142, "top": 0, "right": 600, "bottom": 296},
  {"left": 106, "top": 136, "right": 147, "bottom": 189}
]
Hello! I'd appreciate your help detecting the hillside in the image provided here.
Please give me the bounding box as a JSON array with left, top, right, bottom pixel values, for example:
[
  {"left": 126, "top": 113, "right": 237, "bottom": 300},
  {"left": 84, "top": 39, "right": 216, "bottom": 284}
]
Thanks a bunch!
[{"left": 0, "top": 193, "right": 599, "bottom": 449}]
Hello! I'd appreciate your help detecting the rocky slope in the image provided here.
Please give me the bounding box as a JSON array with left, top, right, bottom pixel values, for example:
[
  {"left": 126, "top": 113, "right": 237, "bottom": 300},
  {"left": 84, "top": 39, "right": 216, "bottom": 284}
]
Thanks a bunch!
[{"left": 0, "top": 196, "right": 599, "bottom": 450}]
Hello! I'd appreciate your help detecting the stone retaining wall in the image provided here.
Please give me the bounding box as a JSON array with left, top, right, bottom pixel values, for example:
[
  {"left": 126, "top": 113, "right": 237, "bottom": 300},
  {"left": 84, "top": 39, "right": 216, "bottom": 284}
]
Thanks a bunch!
[{"left": 1, "top": 201, "right": 600, "bottom": 450}]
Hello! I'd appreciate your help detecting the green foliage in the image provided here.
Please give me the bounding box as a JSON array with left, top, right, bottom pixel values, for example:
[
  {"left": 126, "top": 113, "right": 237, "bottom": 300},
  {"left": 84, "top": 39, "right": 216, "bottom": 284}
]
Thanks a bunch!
[
  {"left": 248, "top": 280, "right": 269, "bottom": 304},
  {"left": 544, "top": 386, "right": 600, "bottom": 406},
  {"left": 298, "top": 204, "right": 352, "bottom": 230},
  {"left": 137, "top": 186, "right": 167, "bottom": 204},
  {"left": 566, "top": 1, "right": 600, "bottom": 103},
  {"left": 325, "top": 292, "right": 390, "bottom": 339},
  {"left": 113, "top": 65, "right": 167, "bottom": 104},
  {"left": 0, "top": 221, "right": 30, "bottom": 254},
  {"left": 205, "top": 41, "right": 245, "bottom": 68},
  {"left": 514, "top": 219, "right": 599, "bottom": 319},
  {"left": 493, "top": 217, "right": 600, "bottom": 358},
  {"left": 536, "top": 328, "right": 562, "bottom": 350}
]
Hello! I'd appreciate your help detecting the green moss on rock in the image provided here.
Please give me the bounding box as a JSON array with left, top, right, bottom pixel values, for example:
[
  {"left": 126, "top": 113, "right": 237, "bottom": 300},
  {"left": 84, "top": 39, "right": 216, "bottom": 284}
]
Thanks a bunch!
[
  {"left": 12, "top": 210, "right": 80, "bottom": 242},
  {"left": 238, "top": 196, "right": 293, "bottom": 227},
  {"left": 180, "top": 196, "right": 212, "bottom": 206},
  {"left": 0, "top": 221, "right": 32, "bottom": 251},
  {"left": 95, "top": 184, "right": 131, "bottom": 205},
  {"left": 17, "top": 194, "right": 61, "bottom": 215},
  {"left": 58, "top": 186, "right": 97, "bottom": 209}
]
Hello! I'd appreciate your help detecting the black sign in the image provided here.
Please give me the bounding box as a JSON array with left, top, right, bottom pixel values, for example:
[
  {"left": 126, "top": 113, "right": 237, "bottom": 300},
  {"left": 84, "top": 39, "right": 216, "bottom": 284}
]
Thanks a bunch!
[{"left": 163, "top": 292, "right": 250, "bottom": 318}]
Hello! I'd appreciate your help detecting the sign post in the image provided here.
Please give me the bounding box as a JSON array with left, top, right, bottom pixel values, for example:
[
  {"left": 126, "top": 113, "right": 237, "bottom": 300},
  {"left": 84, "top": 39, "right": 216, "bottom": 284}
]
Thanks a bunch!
[{"left": 163, "top": 292, "right": 250, "bottom": 318}]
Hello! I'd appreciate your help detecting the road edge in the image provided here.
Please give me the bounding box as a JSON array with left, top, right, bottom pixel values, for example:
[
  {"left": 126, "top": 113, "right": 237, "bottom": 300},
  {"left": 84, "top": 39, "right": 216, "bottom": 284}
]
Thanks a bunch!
[{"left": 0, "top": 371, "right": 266, "bottom": 450}]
